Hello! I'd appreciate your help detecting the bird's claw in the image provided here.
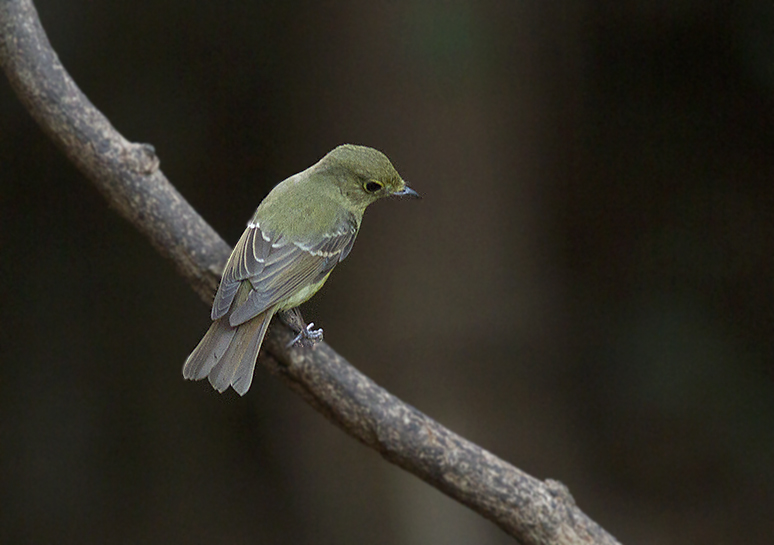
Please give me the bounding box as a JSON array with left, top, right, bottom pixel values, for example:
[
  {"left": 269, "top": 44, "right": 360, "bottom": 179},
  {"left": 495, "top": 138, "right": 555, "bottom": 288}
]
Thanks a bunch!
[{"left": 287, "top": 322, "right": 324, "bottom": 348}]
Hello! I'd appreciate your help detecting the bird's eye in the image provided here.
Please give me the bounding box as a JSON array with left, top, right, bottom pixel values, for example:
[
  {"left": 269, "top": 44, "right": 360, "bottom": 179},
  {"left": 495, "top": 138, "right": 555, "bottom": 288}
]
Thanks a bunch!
[{"left": 364, "top": 180, "right": 383, "bottom": 193}]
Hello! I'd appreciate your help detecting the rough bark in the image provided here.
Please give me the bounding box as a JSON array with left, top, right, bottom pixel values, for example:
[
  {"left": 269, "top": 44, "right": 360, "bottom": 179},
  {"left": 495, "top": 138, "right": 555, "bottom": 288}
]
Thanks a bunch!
[{"left": 0, "top": 1, "right": 621, "bottom": 543}]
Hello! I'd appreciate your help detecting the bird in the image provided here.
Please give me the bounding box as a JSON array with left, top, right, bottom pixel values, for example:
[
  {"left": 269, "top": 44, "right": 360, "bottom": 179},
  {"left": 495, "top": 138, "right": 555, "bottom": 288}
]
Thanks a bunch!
[{"left": 183, "top": 144, "right": 418, "bottom": 395}]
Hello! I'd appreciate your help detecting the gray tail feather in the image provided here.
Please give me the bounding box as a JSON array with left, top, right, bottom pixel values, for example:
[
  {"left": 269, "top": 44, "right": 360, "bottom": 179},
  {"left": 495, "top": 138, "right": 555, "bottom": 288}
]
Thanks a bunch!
[
  {"left": 182, "top": 318, "right": 237, "bottom": 381},
  {"left": 182, "top": 311, "right": 273, "bottom": 396}
]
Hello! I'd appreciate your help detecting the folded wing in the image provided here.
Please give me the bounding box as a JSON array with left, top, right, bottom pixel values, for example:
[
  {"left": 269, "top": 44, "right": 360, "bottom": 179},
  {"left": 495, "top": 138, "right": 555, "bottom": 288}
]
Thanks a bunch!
[{"left": 211, "top": 215, "right": 358, "bottom": 326}]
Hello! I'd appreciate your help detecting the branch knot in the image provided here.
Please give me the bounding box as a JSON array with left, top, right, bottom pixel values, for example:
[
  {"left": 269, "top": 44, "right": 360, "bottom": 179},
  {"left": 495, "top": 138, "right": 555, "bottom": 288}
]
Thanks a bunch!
[{"left": 123, "top": 142, "right": 160, "bottom": 175}]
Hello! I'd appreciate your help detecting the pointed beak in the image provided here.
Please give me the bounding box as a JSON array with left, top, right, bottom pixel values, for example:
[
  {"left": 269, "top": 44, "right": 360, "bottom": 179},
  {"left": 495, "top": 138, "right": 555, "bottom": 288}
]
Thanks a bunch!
[{"left": 393, "top": 183, "right": 421, "bottom": 199}]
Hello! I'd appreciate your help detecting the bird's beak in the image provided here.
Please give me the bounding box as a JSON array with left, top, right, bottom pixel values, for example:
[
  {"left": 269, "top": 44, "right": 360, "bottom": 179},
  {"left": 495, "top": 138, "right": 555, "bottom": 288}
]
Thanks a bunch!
[{"left": 393, "top": 183, "right": 421, "bottom": 199}]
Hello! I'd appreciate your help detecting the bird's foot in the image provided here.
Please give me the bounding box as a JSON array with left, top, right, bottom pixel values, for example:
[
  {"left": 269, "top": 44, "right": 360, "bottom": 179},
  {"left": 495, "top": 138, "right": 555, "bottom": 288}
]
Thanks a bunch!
[
  {"left": 280, "top": 308, "right": 324, "bottom": 348},
  {"left": 287, "top": 322, "right": 324, "bottom": 348}
]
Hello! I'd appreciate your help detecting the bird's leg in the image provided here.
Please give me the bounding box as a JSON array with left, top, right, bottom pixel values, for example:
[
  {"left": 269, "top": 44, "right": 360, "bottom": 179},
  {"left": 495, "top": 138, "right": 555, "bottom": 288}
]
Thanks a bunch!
[{"left": 280, "top": 307, "right": 324, "bottom": 348}]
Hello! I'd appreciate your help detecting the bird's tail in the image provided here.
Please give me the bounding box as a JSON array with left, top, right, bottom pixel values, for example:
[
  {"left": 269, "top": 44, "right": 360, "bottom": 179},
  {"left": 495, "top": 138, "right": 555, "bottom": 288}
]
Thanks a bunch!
[{"left": 182, "top": 309, "right": 273, "bottom": 396}]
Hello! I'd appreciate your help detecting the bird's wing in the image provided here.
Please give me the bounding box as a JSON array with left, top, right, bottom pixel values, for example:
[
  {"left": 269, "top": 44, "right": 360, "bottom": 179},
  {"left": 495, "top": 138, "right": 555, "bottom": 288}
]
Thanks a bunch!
[{"left": 211, "top": 214, "right": 358, "bottom": 325}]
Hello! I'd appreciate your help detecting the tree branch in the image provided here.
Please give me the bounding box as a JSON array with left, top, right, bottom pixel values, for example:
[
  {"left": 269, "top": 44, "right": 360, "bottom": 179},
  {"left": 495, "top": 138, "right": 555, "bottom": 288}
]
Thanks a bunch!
[{"left": 0, "top": 1, "right": 621, "bottom": 543}]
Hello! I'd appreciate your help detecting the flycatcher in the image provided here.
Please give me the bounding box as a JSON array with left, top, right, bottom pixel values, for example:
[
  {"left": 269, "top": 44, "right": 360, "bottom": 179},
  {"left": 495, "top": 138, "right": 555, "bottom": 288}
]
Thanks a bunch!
[{"left": 183, "top": 144, "right": 418, "bottom": 395}]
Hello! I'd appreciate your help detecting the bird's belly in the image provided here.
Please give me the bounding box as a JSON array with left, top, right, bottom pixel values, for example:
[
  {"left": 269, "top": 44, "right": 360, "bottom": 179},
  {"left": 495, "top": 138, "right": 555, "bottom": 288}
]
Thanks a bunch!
[{"left": 276, "top": 272, "right": 332, "bottom": 311}]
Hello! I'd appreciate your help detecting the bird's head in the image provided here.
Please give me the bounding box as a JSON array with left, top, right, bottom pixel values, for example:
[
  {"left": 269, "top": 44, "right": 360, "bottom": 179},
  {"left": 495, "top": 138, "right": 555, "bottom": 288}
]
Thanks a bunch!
[{"left": 317, "top": 144, "right": 419, "bottom": 211}]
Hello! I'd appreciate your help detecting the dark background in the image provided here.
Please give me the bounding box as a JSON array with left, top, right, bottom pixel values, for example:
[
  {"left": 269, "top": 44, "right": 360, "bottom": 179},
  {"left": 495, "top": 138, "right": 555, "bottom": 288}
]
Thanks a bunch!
[{"left": 2, "top": 1, "right": 774, "bottom": 543}]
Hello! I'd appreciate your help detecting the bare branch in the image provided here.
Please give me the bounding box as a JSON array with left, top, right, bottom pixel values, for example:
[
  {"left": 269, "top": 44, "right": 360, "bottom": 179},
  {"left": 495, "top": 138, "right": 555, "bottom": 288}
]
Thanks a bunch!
[
  {"left": 0, "top": 1, "right": 621, "bottom": 543},
  {"left": 0, "top": 0, "right": 229, "bottom": 301}
]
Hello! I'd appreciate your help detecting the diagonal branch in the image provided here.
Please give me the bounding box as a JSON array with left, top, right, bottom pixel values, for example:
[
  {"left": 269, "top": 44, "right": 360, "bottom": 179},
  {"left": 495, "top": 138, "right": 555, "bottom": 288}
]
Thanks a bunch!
[{"left": 0, "top": 1, "right": 621, "bottom": 543}]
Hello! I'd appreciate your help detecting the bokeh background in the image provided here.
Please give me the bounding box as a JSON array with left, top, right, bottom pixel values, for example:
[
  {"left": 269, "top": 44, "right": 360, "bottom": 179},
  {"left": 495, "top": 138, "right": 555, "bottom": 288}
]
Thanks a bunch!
[{"left": 2, "top": 1, "right": 774, "bottom": 543}]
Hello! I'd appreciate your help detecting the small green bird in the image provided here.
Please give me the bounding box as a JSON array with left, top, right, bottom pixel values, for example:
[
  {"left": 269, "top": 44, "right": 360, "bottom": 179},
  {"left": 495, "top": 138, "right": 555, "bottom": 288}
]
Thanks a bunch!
[{"left": 183, "top": 144, "right": 418, "bottom": 395}]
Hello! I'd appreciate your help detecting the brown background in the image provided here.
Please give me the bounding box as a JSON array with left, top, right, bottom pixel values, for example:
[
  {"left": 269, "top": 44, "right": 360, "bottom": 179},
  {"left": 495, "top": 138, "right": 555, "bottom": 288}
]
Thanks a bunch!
[{"left": 2, "top": 1, "right": 774, "bottom": 543}]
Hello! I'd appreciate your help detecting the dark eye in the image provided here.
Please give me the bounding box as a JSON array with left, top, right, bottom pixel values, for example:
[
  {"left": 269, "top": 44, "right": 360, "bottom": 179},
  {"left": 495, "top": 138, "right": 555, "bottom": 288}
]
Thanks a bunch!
[{"left": 364, "top": 181, "right": 383, "bottom": 193}]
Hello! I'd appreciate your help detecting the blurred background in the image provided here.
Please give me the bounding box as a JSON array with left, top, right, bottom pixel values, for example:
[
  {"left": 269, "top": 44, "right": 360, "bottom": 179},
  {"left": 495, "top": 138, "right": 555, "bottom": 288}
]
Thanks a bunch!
[{"left": 2, "top": 1, "right": 774, "bottom": 543}]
